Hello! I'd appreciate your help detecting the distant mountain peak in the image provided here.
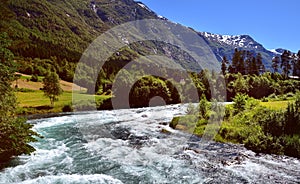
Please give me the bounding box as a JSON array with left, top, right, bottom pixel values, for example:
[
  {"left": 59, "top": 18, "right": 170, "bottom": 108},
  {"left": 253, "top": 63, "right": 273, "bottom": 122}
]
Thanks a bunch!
[
  {"left": 269, "top": 48, "right": 284, "bottom": 55},
  {"left": 200, "top": 32, "right": 262, "bottom": 50}
]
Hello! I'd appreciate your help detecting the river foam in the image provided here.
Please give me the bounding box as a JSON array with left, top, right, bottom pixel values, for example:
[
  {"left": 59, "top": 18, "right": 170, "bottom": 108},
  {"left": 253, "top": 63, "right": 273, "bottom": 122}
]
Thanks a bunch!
[{"left": 0, "top": 104, "right": 299, "bottom": 183}]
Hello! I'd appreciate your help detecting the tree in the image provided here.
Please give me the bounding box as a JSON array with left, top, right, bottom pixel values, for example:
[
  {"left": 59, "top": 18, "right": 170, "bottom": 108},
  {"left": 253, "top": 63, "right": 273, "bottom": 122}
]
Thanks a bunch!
[
  {"left": 0, "top": 32, "right": 40, "bottom": 163},
  {"left": 230, "top": 48, "right": 241, "bottom": 74},
  {"left": 272, "top": 56, "right": 280, "bottom": 73},
  {"left": 292, "top": 51, "right": 300, "bottom": 76},
  {"left": 256, "top": 53, "right": 265, "bottom": 74},
  {"left": 233, "top": 73, "right": 249, "bottom": 95},
  {"left": 281, "top": 50, "right": 292, "bottom": 78},
  {"left": 43, "top": 72, "right": 63, "bottom": 107},
  {"left": 221, "top": 56, "right": 228, "bottom": 75},
  {"left": 249, "top": 57, "right": 259, "bottom": 75}
]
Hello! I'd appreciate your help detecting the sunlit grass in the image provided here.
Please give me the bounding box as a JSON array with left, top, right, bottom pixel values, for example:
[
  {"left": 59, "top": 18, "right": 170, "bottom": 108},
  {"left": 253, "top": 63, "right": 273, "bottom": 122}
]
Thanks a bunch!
[
  {"left": 16, "top": 90, "right": 111, "bottom": 114},
  {"left": 260, "top": 100, "right": 293, "bottom": 110}
]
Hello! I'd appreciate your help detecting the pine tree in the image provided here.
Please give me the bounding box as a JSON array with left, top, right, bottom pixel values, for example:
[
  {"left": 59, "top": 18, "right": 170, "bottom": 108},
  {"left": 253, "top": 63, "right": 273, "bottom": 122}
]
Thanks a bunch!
[
  {"left": 292, "top": 53, "right": 297, "bottom": 76},
  {"left": 245, "top": 51, "right": 253, "bottom": 74},
  {"left": 291, "top": 52, "right": 300, "bottom": 77},
  {"left": 256, "top": 53, "right": 265, "bottom": 74},
  {"left": 281, "top": 50, "right": 292, "bottom": 78},
  {"left": 221, "top": 56, "right": 228, "bottom": 75},
  {"left": 296, "top": 50, "right": 300, "bottom": 76},
  {"left": 250, "top": 57, "right": 259, "bottom": 75},
  {"left": 237, "top": 57, "right": 246, "bottom": 75},
  {"left": 230, "top": 48, "right": 240, "bottom": 74},
  {"left": 272, "top": 56, "right": 280, "bottom": 73}
]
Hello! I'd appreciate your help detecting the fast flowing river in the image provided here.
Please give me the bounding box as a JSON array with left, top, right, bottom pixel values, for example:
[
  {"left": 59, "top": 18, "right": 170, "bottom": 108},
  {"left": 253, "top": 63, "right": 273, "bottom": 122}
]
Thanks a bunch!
[{"left": 0, "top": 104, "right": 299, "bottom": 183}]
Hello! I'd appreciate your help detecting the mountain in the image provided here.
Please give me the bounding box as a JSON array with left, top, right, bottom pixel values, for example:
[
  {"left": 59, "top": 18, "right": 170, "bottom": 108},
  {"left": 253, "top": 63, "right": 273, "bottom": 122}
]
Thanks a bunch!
[
  {"left": 198, "top": 32, "right": 278, "bottom": 69},
  {"left": 0, "top": 0, "right": 287, "bottom": 72},
  {"left": 0, "top": 0, "right": 162, "bottom": 63}
]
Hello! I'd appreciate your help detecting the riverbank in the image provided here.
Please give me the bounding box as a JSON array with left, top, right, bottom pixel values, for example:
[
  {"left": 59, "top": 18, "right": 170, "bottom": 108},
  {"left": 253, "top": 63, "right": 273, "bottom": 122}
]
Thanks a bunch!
[
  {"left": 170, "top": 94, "right": 300, "bottom": 159},
  {"left": 1, "top": 103, "right": 300, "bottom": 183},
  {"left": 16, "top": 89, "right": 292, "bottom": 120},
  {"left": 16, "top": 90, "right": 111, "bottom": 116}
]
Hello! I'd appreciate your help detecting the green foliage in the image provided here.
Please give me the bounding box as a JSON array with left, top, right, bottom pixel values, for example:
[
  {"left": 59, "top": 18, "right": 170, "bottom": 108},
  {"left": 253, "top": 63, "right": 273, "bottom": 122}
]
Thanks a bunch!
[
  {"left": 128, "top": 76, "right": 180, "bottom": 108},
  {"left": 221, "top": 92, "right": 300, "bottom": 158},
  {"left": 198, "top": 94, "right": 210, "bottom": 119},
  {"left": 43, "top": 72, "right": 63, "bottom": 107},
  {"left": 232, "top": 73, "right": 249, "bottom": 94},
  {"left": 30, "top": 74, "right": 39, "bottom": 82},
  {"left": 174, "top": 90, "right": 300, "bottom": 158},
  {"left": 169, "top": 116, "right": 180, "bottom": 129},
  {"left": 281, "top": 50, "right": 292, "bottom": 78},
  {"left": 62, "top": 104, "right": 73, "bottom": 112},
  {"left": 283, "top": 135, "right": 300, "bottom": 158},
  {"left": 0, "top": 32, "right": 40, "bottom": 163},
  {"left": 233, "top": 93, "right": 248, "bottom": 113}
]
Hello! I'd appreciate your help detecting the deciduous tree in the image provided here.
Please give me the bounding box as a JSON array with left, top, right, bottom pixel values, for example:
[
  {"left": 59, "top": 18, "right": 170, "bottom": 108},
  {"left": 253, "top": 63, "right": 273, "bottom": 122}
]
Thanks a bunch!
[
  {"left": 0, "top": 32, "right": 40, "bottom": 163},
  {"left": 43, "top": 72, "right": 63, "bottom": 107}
]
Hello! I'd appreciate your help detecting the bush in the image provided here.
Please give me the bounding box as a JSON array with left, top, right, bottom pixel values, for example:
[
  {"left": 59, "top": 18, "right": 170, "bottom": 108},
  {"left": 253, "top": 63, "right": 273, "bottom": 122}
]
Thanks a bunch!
[
  {"left": 267, "top": 93, "right": 277, "bottom": 100},
  {"left": 233, "top": 93, "right": 248, "bottom": 114},
  {"left": 283, "top": 135, "right": 300, "bottom": 158},
  {"left": 286, "top": 92, "right": 294, "bottom": 98},
  {"left": 16, "top": 88, "right": 35, "bottom": 92},
  {"left": 62, "top": 104, "right": 73, "bottom": 112},
  {"left": 169, "top": 117, "right": 179, "bottom": 129},
  {"left": 198, "top": 94, "right": 210, "bottom": 119},
  {"left": 73, "top": 100, "right": 97, "bottom": 111},
  {"left": 30, "top": 74, "right": 39, "bottom": 82}
]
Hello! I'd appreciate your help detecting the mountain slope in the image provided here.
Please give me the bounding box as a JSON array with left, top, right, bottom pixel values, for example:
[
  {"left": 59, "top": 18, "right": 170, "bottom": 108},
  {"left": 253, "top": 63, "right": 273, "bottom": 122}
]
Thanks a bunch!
[
  {"left": 198, "top": 32, "right": 277, "bottom": 69},
  {"left": 1, "top": 0, "right": 285, "bottom": 71},
  {"left": 0, "top": 0, "right": 161, "bottom": 62}
]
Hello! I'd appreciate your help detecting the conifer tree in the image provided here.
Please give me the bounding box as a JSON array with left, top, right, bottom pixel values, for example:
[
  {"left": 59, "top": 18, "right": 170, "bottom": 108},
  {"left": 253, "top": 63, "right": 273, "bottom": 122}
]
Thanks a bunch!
[
  {"left": 221, "top": 56, "right": 228, "bottom": 75},
  {"left": 256, "top": 53, "right": 265, "bottom": 74},
  {"left": 230, "top": 48, "right": 240, "bottom": 74},
  {"left": 291, "top": 52, "right": 300, "bottom": 76},
  {"left": 281, "top": 50, "right": 292, "bottom": 78},
  {"left": 250, "top": 57, "right": 259, "bottom": 75},
  {"left": 272, "top": 56, "right": 280, "bottom": 73}
]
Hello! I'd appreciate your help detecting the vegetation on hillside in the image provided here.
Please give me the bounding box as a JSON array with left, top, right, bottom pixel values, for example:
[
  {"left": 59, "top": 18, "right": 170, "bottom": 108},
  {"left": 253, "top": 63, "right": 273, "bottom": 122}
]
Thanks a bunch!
[
  {"left": 0, "top": 32, "right": 40, "bottom": 164},
  {"left": 42, "top": 71, "right": 63, "bottom": 107},
  {"left": 169, "top": 48, "right": 300, "bottom": 158},
  {"left": 1, "top": 0, "right": 300, "bottom": 162}
]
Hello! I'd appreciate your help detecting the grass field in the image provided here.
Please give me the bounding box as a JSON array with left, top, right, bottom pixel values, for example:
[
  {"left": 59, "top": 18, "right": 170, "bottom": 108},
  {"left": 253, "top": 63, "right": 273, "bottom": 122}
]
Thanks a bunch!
[
  {"left": 16, "top": 90, "right": 111, "bottom": 115},
  {"left": 260, "top": 100, "right": 293, "bottom": 110}
]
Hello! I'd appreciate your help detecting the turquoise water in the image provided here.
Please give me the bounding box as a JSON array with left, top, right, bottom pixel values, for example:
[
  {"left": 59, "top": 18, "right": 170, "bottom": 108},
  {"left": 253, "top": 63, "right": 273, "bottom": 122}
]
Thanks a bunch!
[{"left": 0, "top": 105, "right": 299, "bottom": 183}]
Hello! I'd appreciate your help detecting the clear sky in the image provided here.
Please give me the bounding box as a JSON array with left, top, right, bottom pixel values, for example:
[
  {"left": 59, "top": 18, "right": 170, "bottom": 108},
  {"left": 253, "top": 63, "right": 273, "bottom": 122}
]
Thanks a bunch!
[{"left": 140, "top": 0, "right": 299, "bottom": 52}]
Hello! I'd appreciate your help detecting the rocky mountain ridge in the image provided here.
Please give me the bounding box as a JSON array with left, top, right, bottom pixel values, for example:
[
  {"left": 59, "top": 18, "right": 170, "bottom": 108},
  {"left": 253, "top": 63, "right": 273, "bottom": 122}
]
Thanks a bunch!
[{"left": 0, "top": 0, "right": 291, "bottom": 70}]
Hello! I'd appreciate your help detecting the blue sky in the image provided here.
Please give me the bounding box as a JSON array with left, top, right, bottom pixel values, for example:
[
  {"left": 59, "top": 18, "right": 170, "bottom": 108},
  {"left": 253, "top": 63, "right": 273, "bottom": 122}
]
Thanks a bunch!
[{"left": 140, "top": 0, "right": 299, "bottom": 52}]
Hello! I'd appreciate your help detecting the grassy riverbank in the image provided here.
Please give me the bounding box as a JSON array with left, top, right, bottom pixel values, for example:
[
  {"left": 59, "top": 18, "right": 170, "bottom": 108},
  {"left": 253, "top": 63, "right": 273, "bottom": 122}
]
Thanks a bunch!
[
  {"left": 170, "top": 94, "right": 300, "bottom": 158},
  {"left": 16, "top": 90, "right": 111, "bottom": 115}
]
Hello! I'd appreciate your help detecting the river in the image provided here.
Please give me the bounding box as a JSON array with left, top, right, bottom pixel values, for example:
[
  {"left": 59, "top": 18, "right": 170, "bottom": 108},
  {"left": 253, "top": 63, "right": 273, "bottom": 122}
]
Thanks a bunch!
[{"left": 0, "top": 104, "right": 299, "bottom": 183}]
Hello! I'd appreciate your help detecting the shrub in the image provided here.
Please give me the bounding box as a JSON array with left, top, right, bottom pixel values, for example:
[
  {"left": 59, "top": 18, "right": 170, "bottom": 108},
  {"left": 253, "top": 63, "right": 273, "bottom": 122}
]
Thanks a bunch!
[
  {"left": 16, "top": 88, "right": 35, "bottom": 92},
  {"left": 233, "top": 93, "right": 248, "bottom": 114},
  {"left": 169, "top": 116, "right": 179, "bottom": 129},
  {"left": 283, "top": 135, "right": 300, "bottom": 158},
  {"left": 198, "top": 94, "right": 210, "bottom": 119},
  {"left": 62, "top": 104, "right": 73, "bottom": 112},
  {"left": 30, "top": 74, "right": 39, "bottom": 82}
]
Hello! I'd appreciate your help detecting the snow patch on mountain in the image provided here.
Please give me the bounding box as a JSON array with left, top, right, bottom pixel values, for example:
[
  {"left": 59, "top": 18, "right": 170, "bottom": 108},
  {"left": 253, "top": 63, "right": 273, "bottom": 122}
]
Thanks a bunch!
[
  {"left": 137, "top": 3, "right": 151, "bottom": 12},
  {"left": 269, "top": 49, "right": 282, "bottom": 55},
  {"left": 200, "top": 32, "right": 262, "bottom": 50}
]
